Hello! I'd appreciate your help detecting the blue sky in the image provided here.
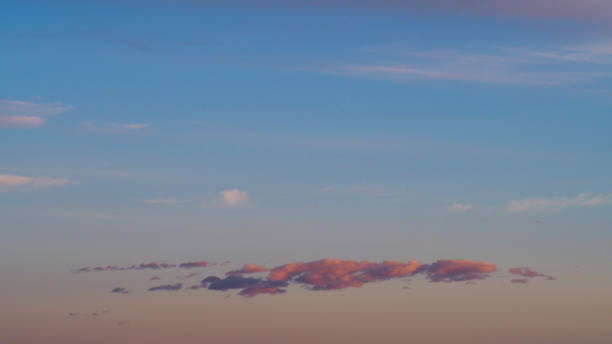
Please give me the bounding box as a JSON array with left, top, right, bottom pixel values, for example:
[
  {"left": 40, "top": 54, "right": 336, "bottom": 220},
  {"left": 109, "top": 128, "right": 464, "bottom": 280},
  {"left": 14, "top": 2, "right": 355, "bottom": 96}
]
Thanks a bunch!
[{"left": 1, "top": 2, "right": 612, "bottom": 342}]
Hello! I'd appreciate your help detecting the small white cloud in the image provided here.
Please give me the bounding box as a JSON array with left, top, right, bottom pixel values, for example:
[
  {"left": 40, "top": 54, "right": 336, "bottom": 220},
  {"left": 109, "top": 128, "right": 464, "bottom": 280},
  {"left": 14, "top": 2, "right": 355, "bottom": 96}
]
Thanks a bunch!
[
  {"left": 506, "top": 193, "right": 612, "bottom": 212},
  {"left": 0, "top": 174, "right": 70, "bottom": 191},
  {"left": 448, "top": 203, "right": 472, "bottom": 212},
  {"left": 83, "top": 122, "right": 148, "bottom": 134},
  {"left": 0, "top": 99, "right": 71, "bottom": 129},
  {"left": 220, "top": 189, "right": 248, "bottom": 207},
  {"left": 144, "top": 198, "right": 185, "bottom": 205}
]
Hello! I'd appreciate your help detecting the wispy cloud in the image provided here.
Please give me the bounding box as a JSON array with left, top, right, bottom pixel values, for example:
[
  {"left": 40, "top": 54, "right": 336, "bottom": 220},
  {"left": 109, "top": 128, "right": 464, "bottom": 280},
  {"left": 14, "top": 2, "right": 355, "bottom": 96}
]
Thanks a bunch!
[
  {"left": 448, "top": 203, "right": 472, "bottom": 212},
  {"left": 506, "top": 192, "right": 612, "bottom": 212},
  {"left": 0, "top": 99, "right": 71, "bottom": 129},
  {"left": 509, "top": 267, "right": 555, "bottom": 283},
  {"left": 74, "top": 260, "right": 211, "bottom": 273},
  {"left": 0, "top": 174, "right": 70, "bottom": 191},
  {"left": 320, "top": 43, "right": 612, "bottom": 87},
  {"left": 82, "top": 122, "right": 148, "bottom": 134},
  {"left": 220, "top": 188, "right": 248, "bottom": 207}
]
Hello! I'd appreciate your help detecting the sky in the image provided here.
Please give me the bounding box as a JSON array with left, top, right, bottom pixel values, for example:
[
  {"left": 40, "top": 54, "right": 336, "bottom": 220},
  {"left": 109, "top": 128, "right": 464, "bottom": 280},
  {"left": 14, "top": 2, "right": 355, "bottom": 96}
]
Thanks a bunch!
[{"left": 1, "top": 1, "right": 612, "bottom": 343}]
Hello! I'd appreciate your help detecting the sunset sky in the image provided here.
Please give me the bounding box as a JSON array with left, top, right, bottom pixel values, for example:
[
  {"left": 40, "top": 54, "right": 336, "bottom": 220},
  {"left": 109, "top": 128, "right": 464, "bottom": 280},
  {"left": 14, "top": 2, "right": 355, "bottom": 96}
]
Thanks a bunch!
[{"left": 1, "top": 1, "right": 611, "bottom": 343}]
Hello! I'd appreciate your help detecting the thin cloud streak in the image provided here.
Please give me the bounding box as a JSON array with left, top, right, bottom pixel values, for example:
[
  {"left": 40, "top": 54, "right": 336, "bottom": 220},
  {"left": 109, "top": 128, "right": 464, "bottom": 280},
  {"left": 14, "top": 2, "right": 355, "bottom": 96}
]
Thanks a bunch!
[
  {"left": 82, "top": 122, "right": 148, "bottom": 135},
  {"left": 74, "top": 260, "right": 212, "bottom": 273},
  {"left": 0, "top": 174, "right": 70, "bottom": 191},
  {"left": 506, "top": 192, "right": 612, "bottom": 212},
  {"left": 316, "top": 44, "right": 612, "bottom": 87}
]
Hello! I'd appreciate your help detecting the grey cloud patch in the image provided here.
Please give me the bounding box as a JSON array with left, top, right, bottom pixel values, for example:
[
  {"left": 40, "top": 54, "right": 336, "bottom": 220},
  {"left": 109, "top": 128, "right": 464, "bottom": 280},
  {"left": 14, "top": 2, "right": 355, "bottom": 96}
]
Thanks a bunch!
[
  {"left": 195, "top": 275, "right": 288, "bottom": 297},
  {"left": 110, "top": 287, "right": 131, "bottom": 294},
  {"left": 148, "top": 283, "right": 183, "bottom": 291}
]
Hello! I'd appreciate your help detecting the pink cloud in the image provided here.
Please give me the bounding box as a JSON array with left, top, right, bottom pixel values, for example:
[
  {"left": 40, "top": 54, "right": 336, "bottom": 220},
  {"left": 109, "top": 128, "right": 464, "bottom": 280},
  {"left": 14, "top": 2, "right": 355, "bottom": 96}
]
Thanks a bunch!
[{"left": 226, "top": 264, "right": 268, "bottom": 276}]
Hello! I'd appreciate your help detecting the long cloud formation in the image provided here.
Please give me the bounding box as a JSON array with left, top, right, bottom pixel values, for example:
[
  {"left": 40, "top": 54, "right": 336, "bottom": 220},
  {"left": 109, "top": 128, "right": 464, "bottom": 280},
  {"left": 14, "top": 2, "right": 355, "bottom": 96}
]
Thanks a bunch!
[
  {"left": 194, "top": 258, "right": 494, "bottom": 296},
  {"left": 76, "top": 258, "right": 554, "bottom": 297}
]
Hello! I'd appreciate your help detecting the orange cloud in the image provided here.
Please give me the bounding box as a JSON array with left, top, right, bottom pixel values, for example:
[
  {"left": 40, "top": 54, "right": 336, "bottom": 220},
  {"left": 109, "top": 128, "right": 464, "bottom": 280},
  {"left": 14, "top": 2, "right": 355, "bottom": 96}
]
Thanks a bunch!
[{"left": 268, "top": 259, "right": 420, "bottom": 290}]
